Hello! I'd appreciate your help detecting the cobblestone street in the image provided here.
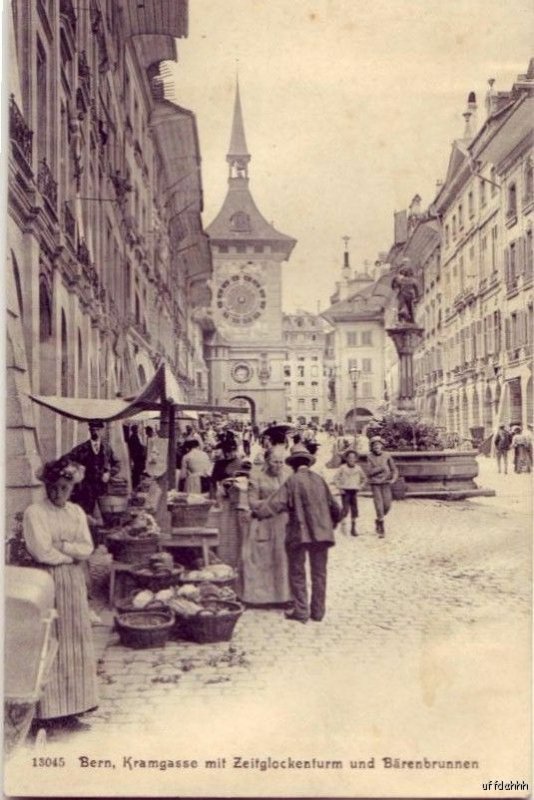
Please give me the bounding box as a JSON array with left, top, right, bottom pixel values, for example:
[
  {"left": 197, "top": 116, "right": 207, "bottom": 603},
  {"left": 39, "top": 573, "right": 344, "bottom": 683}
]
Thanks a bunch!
[{"left": 10, "top": 454, "right": 531, "bottom": 797}]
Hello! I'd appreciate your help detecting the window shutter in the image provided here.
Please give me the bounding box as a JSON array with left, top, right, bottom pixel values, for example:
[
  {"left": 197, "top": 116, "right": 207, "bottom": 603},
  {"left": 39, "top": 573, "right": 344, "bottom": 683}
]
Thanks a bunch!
[
  {"left": 505, "top": 317, "right": 511, "bottom": 350},
  {"left": 504, "top": 247, "right": 510, "bottom": 285},
  {"left": 516, "top": 237, "right": 525, "bottom": 275}
]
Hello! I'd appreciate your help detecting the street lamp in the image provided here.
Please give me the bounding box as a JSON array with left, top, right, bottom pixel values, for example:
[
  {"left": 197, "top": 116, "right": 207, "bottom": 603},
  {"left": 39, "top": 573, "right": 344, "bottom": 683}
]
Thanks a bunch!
[{"left": 349, "top": 366, "right": 361, "bottom": 433}]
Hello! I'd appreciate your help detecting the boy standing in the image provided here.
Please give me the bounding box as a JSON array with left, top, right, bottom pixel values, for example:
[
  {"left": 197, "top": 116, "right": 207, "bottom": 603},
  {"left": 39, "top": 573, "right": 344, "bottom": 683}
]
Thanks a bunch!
[
  {"left": 366, "top": 437, "right": 399, "bottom": 538},
  {"left": 333, "top": 449, "right": 367, "bottom": 537}
]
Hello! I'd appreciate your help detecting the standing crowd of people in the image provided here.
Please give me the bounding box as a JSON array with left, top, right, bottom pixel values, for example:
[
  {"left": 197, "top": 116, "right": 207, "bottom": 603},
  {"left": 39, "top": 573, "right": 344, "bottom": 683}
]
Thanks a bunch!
[{"left": 19, "top": 410, "right": 532, "bottom": 737}]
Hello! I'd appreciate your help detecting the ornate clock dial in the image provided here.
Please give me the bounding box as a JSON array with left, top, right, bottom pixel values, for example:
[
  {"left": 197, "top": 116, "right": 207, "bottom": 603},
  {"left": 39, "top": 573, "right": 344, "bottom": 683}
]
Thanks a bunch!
[
  {"left": 231, "top": 363, "right": 252, "bottom": 383},
  {"left": 217, "top": 274, "right": 266, "bottom": 325}
]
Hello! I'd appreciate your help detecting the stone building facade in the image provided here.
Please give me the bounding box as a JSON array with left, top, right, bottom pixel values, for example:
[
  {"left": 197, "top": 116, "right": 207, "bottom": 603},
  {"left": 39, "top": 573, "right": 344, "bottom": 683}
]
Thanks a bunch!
[
  {"left": 205, "top": 83, "right": 296, "bottom": 426},
  {"left": 7, "top": 0, "right": 211, "bottom": 519},
  {"left": 383, "top": 62, "right": 533, "bottom": 440},
  {"left": 281, "top": 311, "right": 332, "bottom": 424},
  {"left": 322, "top": 248, "right": 391, "bottom": 431}
]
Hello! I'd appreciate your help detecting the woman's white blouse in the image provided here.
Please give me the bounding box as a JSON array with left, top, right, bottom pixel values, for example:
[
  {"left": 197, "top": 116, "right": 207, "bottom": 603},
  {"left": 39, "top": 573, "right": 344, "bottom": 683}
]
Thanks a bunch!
[{"left": 23, "top": 499, "right": 94, "bottom": 566}]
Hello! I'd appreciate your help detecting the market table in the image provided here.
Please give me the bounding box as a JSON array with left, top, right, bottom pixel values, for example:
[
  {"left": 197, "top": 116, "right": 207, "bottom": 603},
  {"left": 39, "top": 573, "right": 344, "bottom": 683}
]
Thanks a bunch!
[{"left": 160, "top": 527, "right": 220, "bottom": 568}]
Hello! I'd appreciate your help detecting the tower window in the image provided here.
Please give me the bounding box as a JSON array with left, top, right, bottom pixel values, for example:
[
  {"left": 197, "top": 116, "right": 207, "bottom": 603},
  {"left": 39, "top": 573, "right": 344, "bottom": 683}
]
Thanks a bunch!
[{"left": 230, "top": 212, "right": 251, "bottom": 232}]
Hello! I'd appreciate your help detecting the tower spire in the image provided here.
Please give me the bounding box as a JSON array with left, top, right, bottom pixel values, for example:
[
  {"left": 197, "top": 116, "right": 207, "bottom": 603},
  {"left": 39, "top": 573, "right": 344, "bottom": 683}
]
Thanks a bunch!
[{"left": 227, "top": 78, "right": 251, "bottom": 179}]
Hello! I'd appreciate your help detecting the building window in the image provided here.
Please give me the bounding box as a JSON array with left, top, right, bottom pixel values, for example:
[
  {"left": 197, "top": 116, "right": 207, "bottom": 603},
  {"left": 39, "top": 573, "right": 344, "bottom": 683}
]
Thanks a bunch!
[
  {"left": 297, "top": 381, "right": 305, "bottom": 387},
  {"left": 39, "top": 277, "right": 52, "bottom": 341},
  {"left": 284, "top": 381, "right": 290, "bottom": 387},
  {"left": 480, "top": 177, "right": 486, "bottom": 208},
  {"left": 311, "top": 381, "right": 318, "bottom": 387},
  {"left": 524, "top": 157, "right": 534, "bottom": 203},
  {"left": 297, "top": 398, "right": 305, "bottom": 408},
  {"left": 283, "top": 365, "right": 291, "bottom": 377},
  {"left": 362, "top": 381, "right": 372, "bottom": 397},
  {"left": 348, "top": 358, "right": 358, "bottom": 370},
  {"left": 526, "top": 229, "right": 533, "bottom": 280},
  {"left": 362, "top": 358, "right": 372, "bottom": 373},
  {"left": 78, "top": 329, "right": 83, "bottom": 369},
  {"left": 452, "top": 215, "right": 457, "bottom": 238},
  {"left": 297, "top": 356, "right": 305, "bottom": 361},
  {"left": 507, "top": 183, "right": 517, "bottom": 220},
  {"left": 491, "top": 225, "right": 498, "bottom": 271},
  {"left": 480, "top": 235, "right": 487, "bottom": 276},
  {"left": 36, "top": 38, "right": 48, "bottom": 163},
  {"left": 311, "top": 365, "right": 318, "bottom": 377},
  {"left": 311, "top": 399, "right": 318, "bottom": 411},
  {"left": 297, "top": 365, "right": 304, "bottom": 378},
  {"left": 458, "top": 204, "right": 464, "bottom": 230},
  {"left": 60, "top": 310, "right": 68, "bottom": 395},
  {"left": 468, "top": 190, "right": 475, "bottom": 219},
  {"left": 445, "top": 225, "right": 450, "bottom": 247},
  {"left": 346, "top": 331, "right": 358, "bottom": 347},
  {"left": 361, "top": 330, "right": 373, "bottom": 346}
]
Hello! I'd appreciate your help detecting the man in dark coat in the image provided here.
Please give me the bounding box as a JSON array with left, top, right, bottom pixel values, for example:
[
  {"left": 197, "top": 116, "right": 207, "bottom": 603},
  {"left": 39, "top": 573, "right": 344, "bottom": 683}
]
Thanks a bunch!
[
  {"left": 127, "top": 424, "right": 146, "bottom": 489},
  {"left": 253, "top": 448, "right": 341, "bottom": 623},
  {"left": 67, "top": 420, "right": 120, "bottom": 516}
]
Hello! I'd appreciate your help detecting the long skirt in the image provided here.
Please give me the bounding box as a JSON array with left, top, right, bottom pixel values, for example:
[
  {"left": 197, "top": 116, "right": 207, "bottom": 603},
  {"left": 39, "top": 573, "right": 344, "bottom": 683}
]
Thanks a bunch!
[
  {"left": 241, "top": 516, "right": 291, "bottom": 605},
  {"left": 37, "top": 563, "right": 98, "bottom": 720}
]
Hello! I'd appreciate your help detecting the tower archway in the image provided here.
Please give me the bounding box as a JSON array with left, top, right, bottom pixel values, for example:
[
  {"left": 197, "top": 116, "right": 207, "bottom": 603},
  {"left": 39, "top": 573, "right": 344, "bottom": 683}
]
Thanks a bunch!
[{"left": 229, "top": 395, "right": 256, "bottom": 425}]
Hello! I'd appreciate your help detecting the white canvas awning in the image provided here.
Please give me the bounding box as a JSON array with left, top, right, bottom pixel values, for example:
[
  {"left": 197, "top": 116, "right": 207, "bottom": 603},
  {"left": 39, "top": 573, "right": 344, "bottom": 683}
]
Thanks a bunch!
[{"left": 30, "top": 363, "right": 246, "bottom": 422}]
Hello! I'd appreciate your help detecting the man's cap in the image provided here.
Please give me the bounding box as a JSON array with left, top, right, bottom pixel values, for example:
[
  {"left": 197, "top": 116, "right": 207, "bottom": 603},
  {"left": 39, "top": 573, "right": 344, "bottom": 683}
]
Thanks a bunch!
[
  {"left": 88, "top": 419, "right": 105, "bottom": 429},
  {"left": 369, "top": 436, "right": 384, "bottom": 445}
]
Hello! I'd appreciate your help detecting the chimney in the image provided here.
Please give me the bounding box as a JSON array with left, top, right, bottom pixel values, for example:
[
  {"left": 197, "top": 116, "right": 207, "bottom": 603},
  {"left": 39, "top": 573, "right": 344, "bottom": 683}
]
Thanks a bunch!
[
  {"left": 342, "top": 236, "right": 351, "bottom": 282},
  {"left": 463, "top": 110, "right": 473, "bottom": 139},
  {"left": 467, "top": 91, "right": 478, "bottom": 133},
  {"left": 485, "top": 78, "right": 496, "bottom": 117},
  {"left": 409, "top": 194, "right": 422, "bottom": 216}
]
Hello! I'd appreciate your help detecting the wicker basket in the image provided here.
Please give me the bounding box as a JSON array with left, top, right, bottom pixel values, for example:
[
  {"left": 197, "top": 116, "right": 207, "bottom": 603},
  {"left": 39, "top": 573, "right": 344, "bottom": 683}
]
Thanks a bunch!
[
  {"left": 106, "top": 532, "right": 160, "bottom": 565},
  {"left": 169, "top": 502, "right": 213, "bottom": 528},
  {"left": 129, "top": 565, "right": 184, "bottom": 593},
  {"left": 176, "top": 601, "right": 243, "bottom": 644},
  {"left": 115, "top": 609, "right": 175, "bottom": 649}
]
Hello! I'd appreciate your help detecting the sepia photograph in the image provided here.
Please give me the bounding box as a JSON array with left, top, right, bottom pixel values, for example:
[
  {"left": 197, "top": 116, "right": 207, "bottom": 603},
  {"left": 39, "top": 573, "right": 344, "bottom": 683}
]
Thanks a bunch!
[{"left": 3, "top": 0, "right": 533, "bottom": 797}]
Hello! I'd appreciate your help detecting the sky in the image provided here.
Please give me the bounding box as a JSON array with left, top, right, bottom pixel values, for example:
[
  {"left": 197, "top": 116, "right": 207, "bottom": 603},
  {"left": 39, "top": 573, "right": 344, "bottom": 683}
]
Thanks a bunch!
[{"left": 170, "top": 0, "right": 533, "bottom": 313}]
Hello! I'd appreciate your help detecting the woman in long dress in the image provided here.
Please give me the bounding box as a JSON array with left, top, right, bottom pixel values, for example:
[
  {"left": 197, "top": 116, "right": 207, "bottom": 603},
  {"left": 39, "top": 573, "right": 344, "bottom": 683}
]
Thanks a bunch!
[
  {"left": 23, "top": 458, "right": 98, "bottom": 733},
  {"left": 512, "top": 427, "right": 532, "bottom": 473},
  {"left": 242, "top": 446, "right": 292, "bottom": 605}
]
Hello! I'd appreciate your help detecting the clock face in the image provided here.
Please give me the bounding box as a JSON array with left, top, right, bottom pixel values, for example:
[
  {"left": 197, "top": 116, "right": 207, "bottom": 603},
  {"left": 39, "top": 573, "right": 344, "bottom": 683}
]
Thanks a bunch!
[
  {"left": 217, "top": 274, "right": 267, "bottom": 325},
  {"left": 231, "top": 363, "right": 253, "bottom": 383}
]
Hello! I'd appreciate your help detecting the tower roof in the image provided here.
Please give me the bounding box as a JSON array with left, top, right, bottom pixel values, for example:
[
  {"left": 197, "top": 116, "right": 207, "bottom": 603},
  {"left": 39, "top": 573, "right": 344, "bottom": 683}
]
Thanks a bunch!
[
  {"left": 227, "top": 80, "right": 250, "bottom": 162},
  {"left": 206, "top": 78, "right": 296, "bottom": 257}
]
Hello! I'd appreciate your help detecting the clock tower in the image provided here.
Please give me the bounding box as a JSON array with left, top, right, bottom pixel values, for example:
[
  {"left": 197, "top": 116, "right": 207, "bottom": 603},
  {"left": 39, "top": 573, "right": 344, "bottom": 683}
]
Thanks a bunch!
[{"left": 205, "top": 81, "right": 296, "bottom": 425}]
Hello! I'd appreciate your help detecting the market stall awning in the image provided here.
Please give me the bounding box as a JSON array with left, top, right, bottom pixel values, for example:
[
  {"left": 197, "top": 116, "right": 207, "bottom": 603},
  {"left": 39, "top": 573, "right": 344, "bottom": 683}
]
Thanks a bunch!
[{"left": 29, "top": 363, "right": 246, "bottom": 422}]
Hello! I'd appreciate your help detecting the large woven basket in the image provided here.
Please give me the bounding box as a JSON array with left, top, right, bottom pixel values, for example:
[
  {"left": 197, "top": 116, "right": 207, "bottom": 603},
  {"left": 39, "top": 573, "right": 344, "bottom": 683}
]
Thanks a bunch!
[
  {"left": 106, "top": 532, "right": 160, "bottom": 565},
  {"left": 129, "top": 565, "right": 184, "bottom": 593},
  {"left": 170, "top": 502, "right": 213, "bottom": 528},
  {"left": 115, "top": 609, "right": 175, "bottom": 649},
  {"left": 176, "top": 601, "right": 243, "bottom": 644}
]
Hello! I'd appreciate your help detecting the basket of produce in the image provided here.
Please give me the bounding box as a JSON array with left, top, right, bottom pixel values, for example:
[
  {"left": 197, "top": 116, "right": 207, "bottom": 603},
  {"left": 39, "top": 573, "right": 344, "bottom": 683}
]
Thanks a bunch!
[
  {"left": 115, "top": 588, "right": 175, "bottom": 614},
  {"left": 178, "top": 563, "right": 236, "bottom": 587},
  {"left": 167, "top": 492, "right": 214, "bottom": 527},
  {"left": 115, "top": 608, "right": 175, "bottom": 649},
  {"left": 106, "top": 530, "right": 160, "bottom": 564},
  {"left": 130, "top": 553, "right": 184, "bottom": 593},
  {"left": 171, "top": 600, "right": 244, "bottom": 644}
]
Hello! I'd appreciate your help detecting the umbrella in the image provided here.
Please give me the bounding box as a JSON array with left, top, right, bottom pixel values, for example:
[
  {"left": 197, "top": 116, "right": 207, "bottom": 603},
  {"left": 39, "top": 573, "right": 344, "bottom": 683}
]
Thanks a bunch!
[{"left": 261, "top": 424, "right": 293, "bottom": 445}]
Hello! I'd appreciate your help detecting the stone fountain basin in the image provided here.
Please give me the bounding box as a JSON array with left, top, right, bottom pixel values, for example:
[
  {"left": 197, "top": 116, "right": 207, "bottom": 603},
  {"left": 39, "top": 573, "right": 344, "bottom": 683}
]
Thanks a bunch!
[{"left": 360, "top": 450, "right": 495, "bottom": 500}]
